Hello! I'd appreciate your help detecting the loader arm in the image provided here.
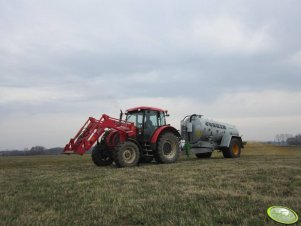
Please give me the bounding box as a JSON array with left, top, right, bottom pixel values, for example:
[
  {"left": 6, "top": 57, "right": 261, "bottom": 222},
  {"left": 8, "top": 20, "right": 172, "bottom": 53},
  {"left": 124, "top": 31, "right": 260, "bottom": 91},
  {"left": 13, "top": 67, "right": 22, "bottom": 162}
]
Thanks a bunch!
[{"left": 63, "top": 114, "right": 135, "bottom": 155}]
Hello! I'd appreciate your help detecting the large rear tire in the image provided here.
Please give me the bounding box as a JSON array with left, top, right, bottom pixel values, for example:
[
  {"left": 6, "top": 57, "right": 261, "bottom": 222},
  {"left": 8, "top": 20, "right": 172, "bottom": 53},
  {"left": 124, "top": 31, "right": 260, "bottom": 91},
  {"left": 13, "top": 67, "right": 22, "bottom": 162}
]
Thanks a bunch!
[
  {"left": 155, "top": 132, "right": 180, "bottom": 164},
  {"left": 222, "top": 138, "right": 241, "bottom": 158},
  {"left": 92, "top": 144, "right": 113, "bottom": 166},
  {"left": 114, "top": 141, "right": 140, "bottom": 167},
  {"left": 195, "top": 152, "right": 212, "bottom": 158}
]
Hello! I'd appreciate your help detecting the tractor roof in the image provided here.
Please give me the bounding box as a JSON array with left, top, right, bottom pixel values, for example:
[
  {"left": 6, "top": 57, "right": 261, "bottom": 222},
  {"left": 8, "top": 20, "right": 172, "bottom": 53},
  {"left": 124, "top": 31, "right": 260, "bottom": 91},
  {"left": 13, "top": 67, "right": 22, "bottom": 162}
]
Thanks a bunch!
[{"left": 126, "top": 106, "right": 166, "bottom": 113}]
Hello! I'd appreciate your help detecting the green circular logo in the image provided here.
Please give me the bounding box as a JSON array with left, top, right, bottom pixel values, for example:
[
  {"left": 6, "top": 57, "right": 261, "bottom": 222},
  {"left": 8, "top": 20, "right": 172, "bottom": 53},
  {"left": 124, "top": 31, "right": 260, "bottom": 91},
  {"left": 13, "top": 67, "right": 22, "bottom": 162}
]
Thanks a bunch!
[{"left": 267, "top": 206, "right": 299, "bottom": 224}]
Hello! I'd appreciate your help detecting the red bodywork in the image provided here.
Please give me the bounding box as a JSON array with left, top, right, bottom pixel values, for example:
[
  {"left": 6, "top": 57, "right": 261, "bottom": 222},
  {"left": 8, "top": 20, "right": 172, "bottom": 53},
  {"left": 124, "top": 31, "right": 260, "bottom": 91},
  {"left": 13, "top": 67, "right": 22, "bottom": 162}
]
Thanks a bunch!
[
  {"left": 64, "top": 114, "right": 136, "bottom": 155},
  {"left": 150, "top": 125, "right": 181, "bottom": 150}
]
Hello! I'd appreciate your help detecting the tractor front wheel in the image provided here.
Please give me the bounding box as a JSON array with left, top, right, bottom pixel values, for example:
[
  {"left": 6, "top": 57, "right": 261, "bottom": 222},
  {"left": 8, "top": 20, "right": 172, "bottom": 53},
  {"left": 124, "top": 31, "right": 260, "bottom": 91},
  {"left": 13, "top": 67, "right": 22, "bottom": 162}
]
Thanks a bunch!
[
  {"left": 114, "top": 141, "right": 140, "bottom": 167},
  {"left": 155, "top": 132, "right": 180, "bottom": 164},
  {"left": 222, "top": 138, "right": 241, "bottom": 158},
  {"left": 92, "top": 144, "right": 113, "bottom": 166}
]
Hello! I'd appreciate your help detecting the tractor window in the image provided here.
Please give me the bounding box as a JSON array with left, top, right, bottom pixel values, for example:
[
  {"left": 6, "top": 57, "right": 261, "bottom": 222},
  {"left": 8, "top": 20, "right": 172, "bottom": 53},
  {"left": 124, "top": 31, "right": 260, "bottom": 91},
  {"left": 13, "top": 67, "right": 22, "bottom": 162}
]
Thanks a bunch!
[
  {"left": 144, "top": 110, "right": 166, "bottom": 127},
  {"left": 158, "top": 111, "right": 166, "bottom": 126},
  {"left": 126, "top": 111, "right": 143, "bottom": 128},
  {"left": 145, "top": 110, "right": 158, "bottom": 128}
]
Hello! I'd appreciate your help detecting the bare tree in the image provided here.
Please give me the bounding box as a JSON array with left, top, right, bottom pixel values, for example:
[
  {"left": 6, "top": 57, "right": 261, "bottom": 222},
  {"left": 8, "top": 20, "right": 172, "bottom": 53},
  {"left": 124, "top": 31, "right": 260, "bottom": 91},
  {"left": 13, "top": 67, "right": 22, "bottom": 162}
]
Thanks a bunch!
[
  {"left": 275, "top": 134, "right": 281, "bottom": 144},
  {"left": 275, "top": 134, "right": 293, "bottom": 145}
]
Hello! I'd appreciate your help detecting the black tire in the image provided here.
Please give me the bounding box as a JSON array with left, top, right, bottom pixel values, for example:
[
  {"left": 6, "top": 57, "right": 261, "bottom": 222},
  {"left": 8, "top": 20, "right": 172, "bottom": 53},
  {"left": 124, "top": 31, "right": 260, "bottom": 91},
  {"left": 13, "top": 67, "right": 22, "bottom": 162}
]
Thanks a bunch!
[
  {"left": 222, "top": 138, "right": 241, "bottom": 158},
  {"left": 195, "top": 152, "right": 212, "bottom": 158},
  {"left": 155, "top": 132, "right": 180, "bottom": 164},
  {"left": 114, "top": 141, "right": 140, "bottom": 167},
  {"left": 92, "top": 144, "right": 113, "bottom": 166}
]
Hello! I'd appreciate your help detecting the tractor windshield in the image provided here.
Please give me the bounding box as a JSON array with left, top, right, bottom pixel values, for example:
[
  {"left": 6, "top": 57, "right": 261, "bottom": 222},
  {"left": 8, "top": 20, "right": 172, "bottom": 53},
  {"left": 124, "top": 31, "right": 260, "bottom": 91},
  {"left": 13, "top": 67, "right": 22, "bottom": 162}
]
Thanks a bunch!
[{"left": 126, "top": 111, "right": 144, "bottom": 128}]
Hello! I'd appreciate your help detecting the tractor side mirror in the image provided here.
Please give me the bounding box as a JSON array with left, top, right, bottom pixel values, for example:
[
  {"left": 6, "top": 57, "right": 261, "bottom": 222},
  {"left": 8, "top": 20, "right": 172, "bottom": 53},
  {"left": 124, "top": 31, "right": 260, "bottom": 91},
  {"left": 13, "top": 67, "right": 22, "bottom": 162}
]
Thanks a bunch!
[{"left": 165, "top": 111, "right": 170, "bottom": 117}]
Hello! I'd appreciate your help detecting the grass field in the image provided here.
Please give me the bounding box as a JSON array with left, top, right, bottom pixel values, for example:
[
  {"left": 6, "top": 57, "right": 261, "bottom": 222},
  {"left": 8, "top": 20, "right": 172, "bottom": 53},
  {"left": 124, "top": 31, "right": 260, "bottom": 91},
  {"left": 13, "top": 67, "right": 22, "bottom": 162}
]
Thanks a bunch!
[{"left": 1, "top": 143, "right": 300, "bottom": 226}]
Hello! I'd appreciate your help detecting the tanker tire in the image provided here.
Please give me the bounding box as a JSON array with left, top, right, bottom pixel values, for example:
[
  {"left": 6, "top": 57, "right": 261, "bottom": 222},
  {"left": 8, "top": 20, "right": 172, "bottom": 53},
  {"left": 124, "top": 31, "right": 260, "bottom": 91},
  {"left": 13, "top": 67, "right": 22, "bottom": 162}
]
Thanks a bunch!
[
  {"left": 155, "top": 132, "right": 180, "bottom": 164},
  {"left": 195, "top": 152, "right": 212, "bottom": 158},
  {"left": 92, "top": 144, "right": 113, "bottom": 166},
  {"left": 114, "top": 141, "right": 140, "bottom": 168},
  {"left": 222, "top": 138, "right": 241, "bottom": 158}
]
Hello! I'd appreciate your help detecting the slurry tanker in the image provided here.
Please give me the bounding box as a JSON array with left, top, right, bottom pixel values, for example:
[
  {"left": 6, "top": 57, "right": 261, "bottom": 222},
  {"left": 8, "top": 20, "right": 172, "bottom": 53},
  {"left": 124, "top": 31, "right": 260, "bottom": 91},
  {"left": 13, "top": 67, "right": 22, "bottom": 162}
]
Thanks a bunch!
[{"left": 181, "top": 114, "right": 244, "bottom": 158}]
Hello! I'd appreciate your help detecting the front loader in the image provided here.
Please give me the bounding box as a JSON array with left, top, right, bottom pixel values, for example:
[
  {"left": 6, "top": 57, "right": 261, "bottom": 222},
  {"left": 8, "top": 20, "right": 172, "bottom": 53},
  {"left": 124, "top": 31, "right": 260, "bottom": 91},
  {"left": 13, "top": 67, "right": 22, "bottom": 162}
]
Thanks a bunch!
[{"left": 64, "top": 106, "right": 181, "bottom": 167}]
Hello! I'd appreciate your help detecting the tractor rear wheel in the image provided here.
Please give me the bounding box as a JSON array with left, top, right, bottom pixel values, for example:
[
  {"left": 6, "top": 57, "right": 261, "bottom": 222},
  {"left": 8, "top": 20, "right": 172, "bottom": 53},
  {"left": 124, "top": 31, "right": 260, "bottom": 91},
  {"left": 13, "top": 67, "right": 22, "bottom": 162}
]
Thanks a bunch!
[
  {"left": 155, "top": 132, "right": 180, "bottom": 164},
  {"left": 195, "top": 152, "right": 212, "bottom": 158},
  {"left": 92, "top": 144, "right": 113, "bottom": 166},
  {"left": 114, "top": 141, "right": 140, "bottom": 167},
  {"left": 222, "top": 138, "right": 241, "bottom": 158}
]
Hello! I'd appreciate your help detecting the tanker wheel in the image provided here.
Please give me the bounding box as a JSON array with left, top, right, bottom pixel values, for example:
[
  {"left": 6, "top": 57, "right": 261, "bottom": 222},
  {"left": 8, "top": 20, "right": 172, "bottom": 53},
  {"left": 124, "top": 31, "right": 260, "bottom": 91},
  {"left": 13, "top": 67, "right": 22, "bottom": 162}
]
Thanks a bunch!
[
  {"left": 92, "top": 144, "right": 113, "bottom": 166},
  {"left": 222, "top": 138, "right": 241, "bottom": 158},
  {"left": 155, "top": 132, "right": 180, "bottom": 164},
  {"left": 114, "top": 141, "right": 140, "bottom": 167},
  {"left": 195, "top": 152, "right": 212, "bottom": 158}
]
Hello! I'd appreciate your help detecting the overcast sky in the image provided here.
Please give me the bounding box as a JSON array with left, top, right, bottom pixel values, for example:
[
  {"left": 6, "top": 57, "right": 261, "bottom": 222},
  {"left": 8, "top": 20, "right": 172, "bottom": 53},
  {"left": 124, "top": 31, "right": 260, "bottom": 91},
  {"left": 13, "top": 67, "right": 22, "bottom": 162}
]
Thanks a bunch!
[{"left": 0, "top": 0, "right": 301, "bottom": 150}]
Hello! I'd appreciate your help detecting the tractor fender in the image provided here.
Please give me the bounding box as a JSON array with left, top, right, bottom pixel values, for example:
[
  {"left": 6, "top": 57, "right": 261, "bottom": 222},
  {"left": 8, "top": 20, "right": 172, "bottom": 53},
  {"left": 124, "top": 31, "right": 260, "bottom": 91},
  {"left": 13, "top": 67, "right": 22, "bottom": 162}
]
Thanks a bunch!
[
  {"left": 220, "top": 135, "right": 244, "bottom": 148},
  {"left": 105, "top": 130, "right": 127, "bottom": 149},
  {"left": 150, "top": 126, "right": 181, "bottom": 151}
]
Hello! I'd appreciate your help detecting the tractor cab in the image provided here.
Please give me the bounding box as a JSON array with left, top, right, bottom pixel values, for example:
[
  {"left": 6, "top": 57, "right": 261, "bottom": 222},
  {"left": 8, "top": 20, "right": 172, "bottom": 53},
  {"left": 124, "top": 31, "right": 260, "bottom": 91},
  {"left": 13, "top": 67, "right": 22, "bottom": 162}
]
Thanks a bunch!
[{"left": 125, "top": 106, "right": 167, "bottom": 141}]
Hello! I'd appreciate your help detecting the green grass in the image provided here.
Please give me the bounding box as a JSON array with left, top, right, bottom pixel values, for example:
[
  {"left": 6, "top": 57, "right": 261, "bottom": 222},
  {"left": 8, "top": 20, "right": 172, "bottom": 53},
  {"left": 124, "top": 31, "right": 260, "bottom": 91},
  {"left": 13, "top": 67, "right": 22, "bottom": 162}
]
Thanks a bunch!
[{"left": 1, "top": 143, "right": 300, "bottom": 226}]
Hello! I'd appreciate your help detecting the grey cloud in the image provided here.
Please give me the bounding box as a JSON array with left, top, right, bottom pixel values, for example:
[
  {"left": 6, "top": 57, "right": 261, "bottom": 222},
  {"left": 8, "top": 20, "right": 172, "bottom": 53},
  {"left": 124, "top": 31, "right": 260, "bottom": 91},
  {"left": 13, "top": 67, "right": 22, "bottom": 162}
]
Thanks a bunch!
[{"left": 1, "top": 0, "right": 301, "bottom": 148}]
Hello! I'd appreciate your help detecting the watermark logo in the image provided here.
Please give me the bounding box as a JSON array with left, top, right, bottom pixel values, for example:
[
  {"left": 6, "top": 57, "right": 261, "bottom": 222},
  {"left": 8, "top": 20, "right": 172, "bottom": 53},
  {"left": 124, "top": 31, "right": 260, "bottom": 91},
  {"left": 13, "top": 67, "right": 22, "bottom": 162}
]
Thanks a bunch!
[{"left": 267, "top": 206, "right": 298, "bottom": 224}]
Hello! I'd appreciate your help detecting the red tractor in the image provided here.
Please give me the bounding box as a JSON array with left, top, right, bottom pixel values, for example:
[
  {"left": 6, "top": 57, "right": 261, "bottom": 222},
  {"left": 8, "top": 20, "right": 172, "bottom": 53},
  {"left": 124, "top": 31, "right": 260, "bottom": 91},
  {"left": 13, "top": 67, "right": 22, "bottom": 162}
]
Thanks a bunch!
[{"left": 64, "top": 106, "right": 181, "bottom": 167}]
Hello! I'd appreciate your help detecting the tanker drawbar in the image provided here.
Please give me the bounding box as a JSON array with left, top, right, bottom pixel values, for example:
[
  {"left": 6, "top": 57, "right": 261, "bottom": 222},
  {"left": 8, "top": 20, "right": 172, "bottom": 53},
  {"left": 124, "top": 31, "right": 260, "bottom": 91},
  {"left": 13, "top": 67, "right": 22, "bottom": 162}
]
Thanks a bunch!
[{"left": 181, "top": 114, "right": 245, "bottom": 158}]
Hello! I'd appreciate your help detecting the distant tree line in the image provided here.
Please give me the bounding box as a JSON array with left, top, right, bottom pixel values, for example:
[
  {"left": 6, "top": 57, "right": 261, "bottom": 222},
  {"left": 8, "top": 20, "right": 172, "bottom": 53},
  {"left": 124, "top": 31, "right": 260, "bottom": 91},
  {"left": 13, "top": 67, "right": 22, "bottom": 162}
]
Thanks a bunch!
[
  {"left": 275, "top": 134, "right": 301, "bottom": 146},
  {"left": 0, "top": 146, "right": 63, "bottom": 156},
  {"left": 286, "top": 134, "right": 301, "bottom": 145}
]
